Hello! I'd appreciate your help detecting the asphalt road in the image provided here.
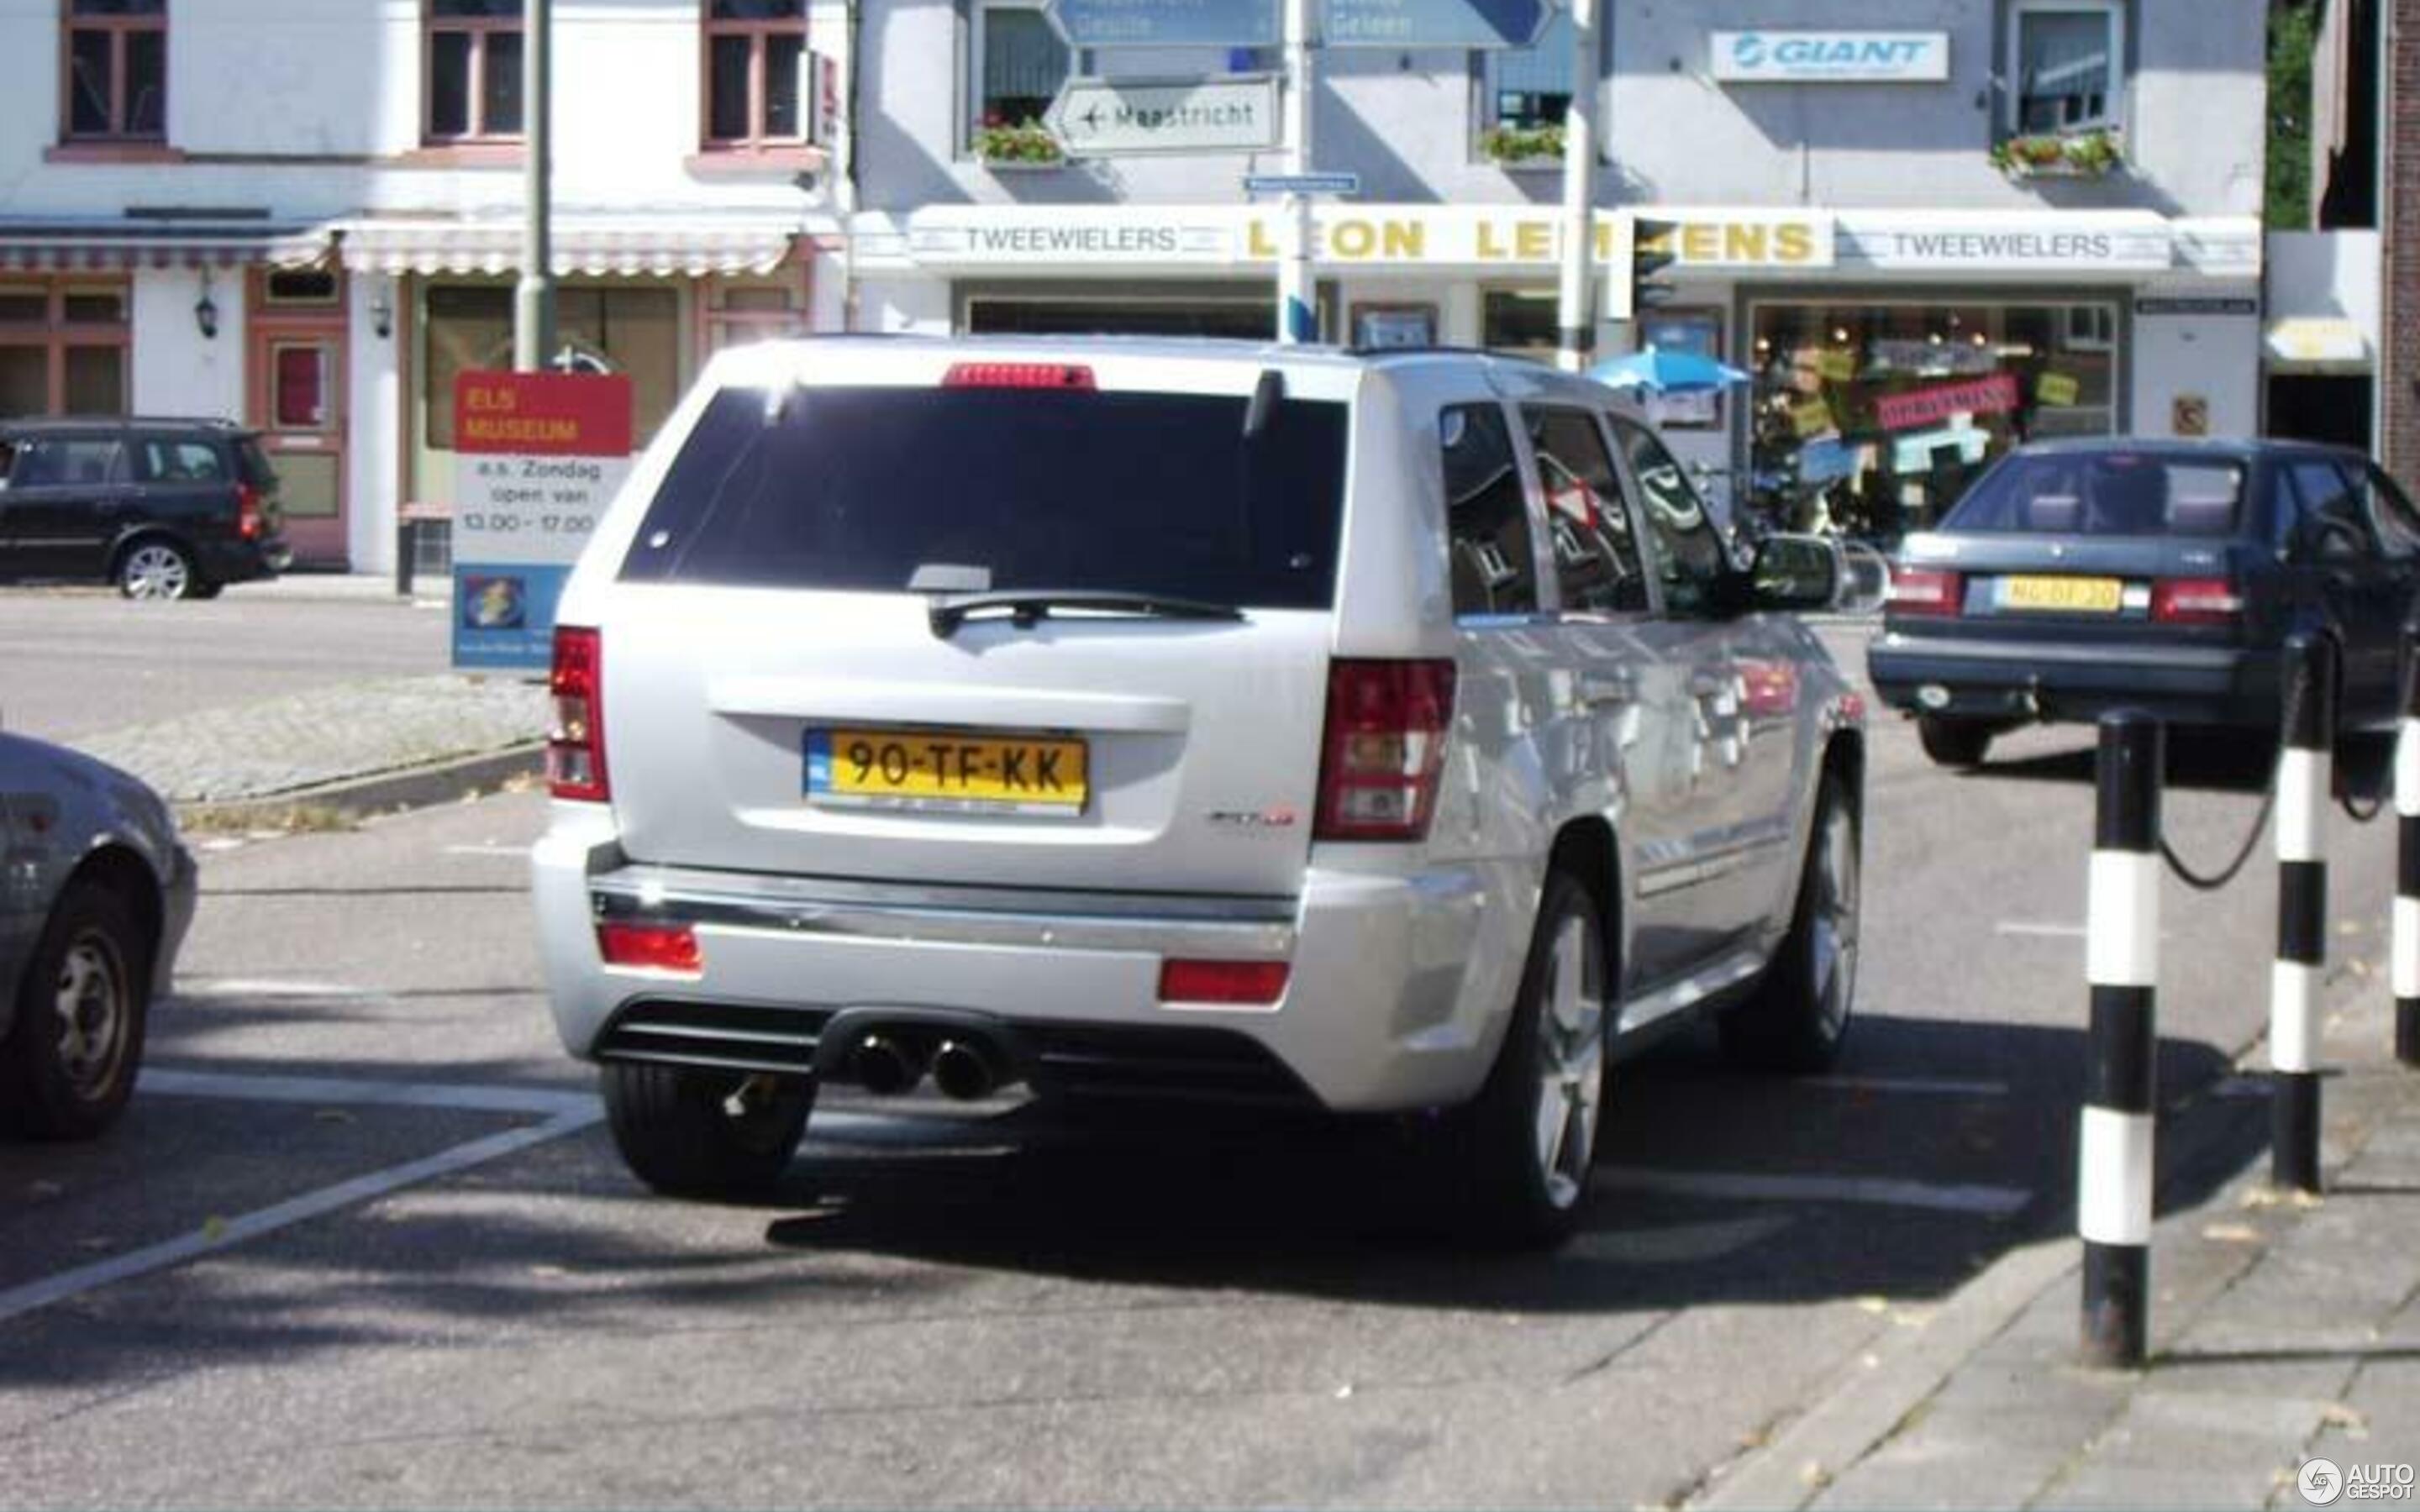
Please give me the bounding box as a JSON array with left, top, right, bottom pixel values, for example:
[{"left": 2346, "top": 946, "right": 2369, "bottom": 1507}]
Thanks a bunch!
[
  {"left": 0, "top": 623, "right": 2401, "bottom": 1508},
  {"left": 0, "top": 586, "right": 446, "bottom": 742}
]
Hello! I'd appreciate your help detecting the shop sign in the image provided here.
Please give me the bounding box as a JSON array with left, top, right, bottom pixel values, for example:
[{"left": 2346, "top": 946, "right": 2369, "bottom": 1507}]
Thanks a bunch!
[
  {"left": 1047, "top": 0, "right": 1279, "bottom": 49},
  {"left": 2137, "top": 297, "right": 2260, "bottom": 317},
  {"left": 1790, "top": 399, "right": 1835, "bottom": 438},
  {"left": 1839, "top": 218, "right": 2172, "bottom": 273},
  {"left": 1045, "top": 76, "right": 1280, "bottom": 155},
  {"left": 450, "top": 370, "right": 633, "bottom": 671},
  {"left": 1797, "top": 438, "right": 1863, "bottom": 485},
  {"left": 1813, "top": 349, "right": 1857, "bottom": 382},
  {"left": 1323, "top": 0, "right": 1556, "bottom": 49},
  {"left": 1712, "top": 31, "right": 1949, "bottom": 84},
  {"left": 906, "top": 213, "right": 1233, "bottom": 263},
  {"left": 1875, "top": 373, "right": 2020, "bottom": 433},
  {"left": 2037, "top": 372, "right": 2081, "bottom": 407}
]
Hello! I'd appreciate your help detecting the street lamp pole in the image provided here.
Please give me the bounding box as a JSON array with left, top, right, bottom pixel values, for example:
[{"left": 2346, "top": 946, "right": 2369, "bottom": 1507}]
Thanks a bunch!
[
  {"left": 1554, "top": 0, "right": 1597, "bottom": 373},
  {"left": 515, "top": 0, "right": 557, "bottom": 371},
  {"left": 1276, "top": 0, "right": 1315, "bottom": 343}
]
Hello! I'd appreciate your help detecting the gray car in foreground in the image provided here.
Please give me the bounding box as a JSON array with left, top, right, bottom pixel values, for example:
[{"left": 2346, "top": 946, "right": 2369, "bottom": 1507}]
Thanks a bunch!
[{"left": 1, "top": 732, "right": 195, "bottom": 1138}]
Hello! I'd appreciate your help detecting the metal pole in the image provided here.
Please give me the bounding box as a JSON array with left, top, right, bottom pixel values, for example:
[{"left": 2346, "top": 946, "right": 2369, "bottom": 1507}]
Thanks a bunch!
[
  {"left": 2273, "top": 632, "right": 2336, "bottom": 1194},
  {"left": 1554, "top": 0, "right": 1597, "bottom": 373},
  {"left": 2396, "top": 621, "right": 2420, "bottom": 1067},
  {"left": 1276, "top": 0, "right": 1314, "bottom": 344},
  {"left": 2080, "top": 711, "right": 2163, "bottom": 1370},
  {"left": 514, "top": 0, "right": 557, "bottom": 371}
]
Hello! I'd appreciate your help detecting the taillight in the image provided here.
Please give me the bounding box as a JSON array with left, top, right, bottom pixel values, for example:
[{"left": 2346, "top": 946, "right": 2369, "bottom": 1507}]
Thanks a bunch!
[
  {"left": 942, "top": 362, "right": 1096, "bottom": 391},
  {"left": 1158, "top": 959, "right": 1290, "bottom": 1005},
  {"left": 548, "top": 626, "right": 609, "bottom": 801},
  {"left": 1887, "top": 565, "right": 1963, "bottom": 617},
  {"left": 2150, "top": 576, "right": 2244, "bottom": 626},
  {"left": 1315, "top": 659, "right": 1455, "bottom": 843},
  {"left": 236, "top": 482, "right": 262, "bottom": 541},
  {"left": 597, "top": 922, "right": 701, "bottom": 974}
]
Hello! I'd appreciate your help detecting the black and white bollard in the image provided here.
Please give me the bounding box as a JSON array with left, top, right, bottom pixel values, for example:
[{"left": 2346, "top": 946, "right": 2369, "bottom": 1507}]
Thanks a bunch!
[
  {"left": 2273, "top": 633, "right": 2336, "bottom": 1194},
  {"left": 2398, "top": 622, "right": 2420, "bottom": 1069},
  {"left": 2081, "top": 711, "right": 2163, "bottom": 1370}
]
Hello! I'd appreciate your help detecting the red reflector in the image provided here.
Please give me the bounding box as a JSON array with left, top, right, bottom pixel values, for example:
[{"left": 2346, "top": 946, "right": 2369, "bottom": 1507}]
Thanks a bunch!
[
  {"left": 1158, "top": 959, "right": 1291, "bottom": 1005},
  {"left": 597, "top": 922, "right": 702, "bottom": 974},
  {"left": 942, "top": 362, "right": 1097, "bottom": 391},
  {"left": 2150, "top": 577, "right": 2244, "bottom": 626},
  {"left": 548, "top": 626, "right": 609, "bottom": 802},
  {"left": 1886, "top": 566, "right": 1962, "bottom": 616}
]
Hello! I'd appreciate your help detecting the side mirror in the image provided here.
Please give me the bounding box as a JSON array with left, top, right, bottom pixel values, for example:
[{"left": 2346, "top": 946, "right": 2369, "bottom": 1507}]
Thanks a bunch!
[{"left": 1745, "top": 533, "right": 1844, "bottom": 613}]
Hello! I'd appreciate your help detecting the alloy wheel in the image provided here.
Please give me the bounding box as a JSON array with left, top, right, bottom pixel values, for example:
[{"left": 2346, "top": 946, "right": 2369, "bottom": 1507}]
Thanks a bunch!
[
  {"left": 1531, "top": 912, "right": 1607, "bottom": 1209},
  {"left": 122, "top": 545, "right": 191, "bottom": 601},
  {"left": 1808, "top": 802, "right": 1860, "bottom": 1040}
]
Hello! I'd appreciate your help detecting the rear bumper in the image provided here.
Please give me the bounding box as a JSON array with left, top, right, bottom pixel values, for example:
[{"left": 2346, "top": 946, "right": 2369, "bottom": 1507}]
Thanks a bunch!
[
  {"left": 197, "top": 536, "right": 286, "bottom": 584},
  {"left": 530, "top": 807, "right": 1502, "bottom": 1114},
  {"left": 1868, "top": 633, "right": 2281, "bottom": 727}
]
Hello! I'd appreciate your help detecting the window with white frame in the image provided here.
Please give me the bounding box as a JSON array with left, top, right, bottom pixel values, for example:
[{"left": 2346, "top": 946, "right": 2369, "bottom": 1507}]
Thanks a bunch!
[
  {"left": 972, "top": 1, "right": 1066, "bottom": 134},
  {"left": 2008, "top": 1, "right": 2123, "bottom": 134},
  {"left": 1484, "top": 9, "right": 1574, "bottom": 134}
]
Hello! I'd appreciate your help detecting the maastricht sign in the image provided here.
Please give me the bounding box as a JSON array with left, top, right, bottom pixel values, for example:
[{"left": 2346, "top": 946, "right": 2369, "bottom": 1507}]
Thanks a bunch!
[
  {"left": 1044, "top": 76, "right": 1280, "bottom": 155},
  {"left": 1712, "top": 31, "right": 1949, "bottom": 83}
]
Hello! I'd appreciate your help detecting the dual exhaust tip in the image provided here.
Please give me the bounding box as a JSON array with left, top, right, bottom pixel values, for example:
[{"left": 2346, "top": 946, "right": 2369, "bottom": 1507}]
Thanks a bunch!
[{"left": 848, "top": 1031, "right": 1005, "bottom": 1101}]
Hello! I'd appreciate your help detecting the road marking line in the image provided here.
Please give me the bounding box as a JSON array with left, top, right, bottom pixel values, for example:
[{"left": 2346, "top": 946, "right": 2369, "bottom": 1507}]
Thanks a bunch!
[
  {"left": 0, "top": 1109, "right": 599, "bottom": 1326},
  {"left": 1806, "top": 1074, "right": 2010, "bottom": 1098},
  {"left": 176, "top": 978, "right": 381, "bottom": 999},
  {"left": 143, "top": 1068, "right": 597, "bottom": 1119},
  {"left": 1995, "top": 921, "right": 2087, "bottom": 939},
  {"left": 1594, "top": 1166, "right": 2031, "bottom": 1217},
  {"left": 442, "top": 844, "right": 529, "bottom": 858}
]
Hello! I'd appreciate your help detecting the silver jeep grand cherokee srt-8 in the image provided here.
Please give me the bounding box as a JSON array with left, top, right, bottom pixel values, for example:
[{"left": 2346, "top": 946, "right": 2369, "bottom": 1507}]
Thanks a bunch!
[{"left": 533, "top": 338, "right": 1865, "bottom": 1247}]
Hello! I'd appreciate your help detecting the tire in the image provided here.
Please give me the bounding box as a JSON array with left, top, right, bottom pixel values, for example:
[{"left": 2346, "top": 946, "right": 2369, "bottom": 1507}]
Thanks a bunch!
[
  {"left": 601, "top": 1063, "right": 814, "bottom": 1200},
  {"left": 186, "top": 579, "right": 224, "bottom": 601},
  {"left": 1721, "top": 774, "right": 1860, "bottom": 1075},
  {"left": 1917, "top": 715, "right": 1993, "bottom": 768},
  {"left": 1, "top": 883, "right": 154, "bottom": 1141},
  {"left": 1441, "top": 870, "right": 1610, "bottom": 1250},
  {"left": 115, "top": 539, "right": 199, "bottom": 601}
]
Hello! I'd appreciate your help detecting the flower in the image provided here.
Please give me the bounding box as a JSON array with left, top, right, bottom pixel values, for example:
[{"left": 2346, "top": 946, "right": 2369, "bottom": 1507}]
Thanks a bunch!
[
  {"left": 1480, "top": 123, "right": 1565, "bottom": 164},
  {"left": 974, "top": 119, "right": 1062, "bottom": 165},
  {"left": 1991, "top": 128, "right": 2123, "bottom": 179}
]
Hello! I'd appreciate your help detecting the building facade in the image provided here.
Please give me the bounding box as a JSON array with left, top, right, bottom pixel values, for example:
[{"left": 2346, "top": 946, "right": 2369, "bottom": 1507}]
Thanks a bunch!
[
  {"left": 2388, "top": 0, "right": 2418, "bottom": 484},
  {"left": 0, "top": 0, "right": 843, "bottom": 571}
]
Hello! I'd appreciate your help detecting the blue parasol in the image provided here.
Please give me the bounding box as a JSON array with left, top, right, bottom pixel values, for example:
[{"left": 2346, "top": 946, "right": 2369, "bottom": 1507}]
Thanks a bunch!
[{"left": 1587, "top": 346, "right": 1752, "bottom": 395}]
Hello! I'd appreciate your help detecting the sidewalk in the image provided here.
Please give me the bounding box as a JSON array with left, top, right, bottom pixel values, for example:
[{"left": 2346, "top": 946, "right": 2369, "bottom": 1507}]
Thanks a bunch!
[{"left": 1697, "top": 977, "right": 2420, "bottom": 1511}]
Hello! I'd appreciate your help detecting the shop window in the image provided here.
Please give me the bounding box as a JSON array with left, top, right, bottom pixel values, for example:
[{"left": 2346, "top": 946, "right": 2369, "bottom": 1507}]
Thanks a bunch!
[
  {"left": 705, "top": 277, "right": 808, "bottom": 354},
  {"left": 0, "top": 280, "right": 129, "bottom": 417},
  {"left": 425, "top": 0, "right": 525, "bottom": 144},
  {"left": 703, "top": 0, "right": 808, "bottom": 148},
  {"left": 63, "top": 0, "right": 166, "bottom": 142},
  {"left": 2008, "top": 1, "right": 2123, "bottom": 134},
  {"left": 1636, "top": 309, "right": 1726, "bottom": 432},
  {"left": 1484, "top": 10, "right": 1576, "bottom": 134},
  {"left": 1526, "top": 406, "right": 1647, "bottom": 614},
  {"left": 973, "top": 2, "right": 1066, "bottom": 136},
  {"left": 1439, "top": 403, "right": 1539, "bottom": 618},
  {"left": 1611, "top": 417, "right": 1727, "bottom": 616},
  {"left": 423, "top": 285, "right": 682, "bottom": 450},
  {"left": 1481, "top": 288, "right": 1557, "bottom": 361}
]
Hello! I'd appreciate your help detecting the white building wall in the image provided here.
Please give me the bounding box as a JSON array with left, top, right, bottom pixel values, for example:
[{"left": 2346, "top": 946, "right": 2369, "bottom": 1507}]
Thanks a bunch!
[
  {"left": 2133, "top": 302, "right": 2263, "bottom": 439},
  {"left": 347, "top": 274, "right": 402, "bottom": 573},
  {"left": 130, "top": 271, "right": 245, "bottom": 421}
]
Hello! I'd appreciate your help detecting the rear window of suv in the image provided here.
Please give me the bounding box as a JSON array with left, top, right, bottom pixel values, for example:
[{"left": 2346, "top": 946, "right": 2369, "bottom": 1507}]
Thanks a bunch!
[
  {"left": 1944, "top": 452, "right": 2245, "bottom": 538},
  {"left": 618, "top": 384, "right": 1351, "bottom": 610}
]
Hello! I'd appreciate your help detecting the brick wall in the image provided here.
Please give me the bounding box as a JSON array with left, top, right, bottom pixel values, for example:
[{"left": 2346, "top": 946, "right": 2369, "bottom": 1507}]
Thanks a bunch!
[{"left": 2391, "top": 0, "right": 2420, "bottom": 484}]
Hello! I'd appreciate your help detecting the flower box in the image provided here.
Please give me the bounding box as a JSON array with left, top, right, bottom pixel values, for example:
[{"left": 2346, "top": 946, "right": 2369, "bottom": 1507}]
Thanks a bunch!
[
  {"left": 1991, "top": 129, "right": 2123, "bottom": 180},
  {"left": 1480, "top": 123, "right": 1565, "bottom": 167},
  {"left": 974, "top": 122, "right": 1064, "bottom": 168}
]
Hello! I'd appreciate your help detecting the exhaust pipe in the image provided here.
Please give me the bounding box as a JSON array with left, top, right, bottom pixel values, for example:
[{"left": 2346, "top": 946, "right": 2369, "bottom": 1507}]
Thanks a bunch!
[
  {"left": 930, "top": 1038, "right": 1002, "bottom": 1101},
  {"left": 849, "top": 1032, "right": 926, "bottom": 1095}
]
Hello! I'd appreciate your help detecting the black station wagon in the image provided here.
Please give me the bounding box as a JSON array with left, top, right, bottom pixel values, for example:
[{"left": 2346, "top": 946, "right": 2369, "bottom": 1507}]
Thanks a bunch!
[
  {"left": 1868, "top": 438, "right": 2420, "bottom": 766},
  {"left": 0, "top": 417, "right": 289, "bottom": 601}
]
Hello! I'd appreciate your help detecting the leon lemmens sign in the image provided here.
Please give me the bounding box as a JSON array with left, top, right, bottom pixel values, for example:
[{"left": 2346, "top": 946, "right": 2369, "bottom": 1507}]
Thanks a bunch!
[
  {"left": 1712, "top": 31, "right": 1949, "bottom": 83},
  {"left": 1044, "top": 76, "right": 1279, "bottom": 155}
]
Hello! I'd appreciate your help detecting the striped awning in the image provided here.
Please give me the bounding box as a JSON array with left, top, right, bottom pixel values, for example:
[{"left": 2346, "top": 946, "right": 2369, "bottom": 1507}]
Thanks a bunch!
[
  {"left": 339, "top": 218, "right": 801, "bottom": 278},
  {"left": 0, "top": 222, "right": 334, "bottom": 272}
]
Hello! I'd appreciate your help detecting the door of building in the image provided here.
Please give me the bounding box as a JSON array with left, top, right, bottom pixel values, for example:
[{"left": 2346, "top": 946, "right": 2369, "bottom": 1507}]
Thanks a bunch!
[{"left": 246, "top": 270, "right": 350, "bottom": 567}]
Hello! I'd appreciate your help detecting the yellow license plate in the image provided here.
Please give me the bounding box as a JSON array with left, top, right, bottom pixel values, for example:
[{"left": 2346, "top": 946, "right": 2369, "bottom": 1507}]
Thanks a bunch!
[
  {"left": 2001, "top": 575, "right": 2123, "bottom": 613},
  {"left": 806, "top": 727, "right": 1089, "bottom": 814}
]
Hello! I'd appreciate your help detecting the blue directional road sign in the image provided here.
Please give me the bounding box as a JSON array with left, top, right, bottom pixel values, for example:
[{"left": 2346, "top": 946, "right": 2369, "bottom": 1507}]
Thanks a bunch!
[
  {"left": 1323, "top": 0, "right": 1558, "bottom": 49},
  {"left": 1242, "top": 171, "right": 1362, "bottom": 195},
  {"left": 1046, "top": 0, "right": 1281, "bottom": 49}
]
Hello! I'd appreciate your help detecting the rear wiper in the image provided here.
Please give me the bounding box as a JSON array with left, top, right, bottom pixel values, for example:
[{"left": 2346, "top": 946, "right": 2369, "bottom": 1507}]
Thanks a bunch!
[{"left": 928, "top": 589, "right": 1244, "bottom": 639}]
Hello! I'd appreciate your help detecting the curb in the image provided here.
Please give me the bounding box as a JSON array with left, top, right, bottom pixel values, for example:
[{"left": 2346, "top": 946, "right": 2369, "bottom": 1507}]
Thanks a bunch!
[{"left": 175, "top": 743, "right": 543, "bottom": 826}]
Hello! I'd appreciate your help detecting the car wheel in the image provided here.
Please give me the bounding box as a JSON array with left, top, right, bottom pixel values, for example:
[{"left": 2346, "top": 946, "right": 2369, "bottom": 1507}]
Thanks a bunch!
[
  {"left": 116, "top": 540, "right": 198, "bottom": 601},
  {"left": 601, "top": 1063, "right": 814, "bottom": 1200},
  {"left": 1442, "top": 870, "right": 1608, "bottom": 1250},
  {"left": 1721, "top": 774, "right": 1859, "bottom": 1075},
  {"left": 1917, "top": 716, "right": 1994, "bottom": 768},
  {"left": 186, "top": 579, "right": 224, "bottom": 601},
  {"left": 1, "top": 882, "right": 154, "bottom": 1141}
]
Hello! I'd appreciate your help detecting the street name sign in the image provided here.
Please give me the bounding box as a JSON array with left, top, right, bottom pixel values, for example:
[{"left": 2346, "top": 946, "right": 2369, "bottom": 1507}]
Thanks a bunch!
[
  {"left": 1046, "top": 0, "right": 1280, "bottom": 49},
  {"left": 1045, "top": 76, "right": 1280, "bottom": 155},
  {"left": 1242, "top": 171, "right": 1361, "bottom": 195},
  {"left": 1323, "top": 0, "right": 1556, "bottom": 50},
  {"left": 450, "top": 370, "right": 633, "bottom": 670}
]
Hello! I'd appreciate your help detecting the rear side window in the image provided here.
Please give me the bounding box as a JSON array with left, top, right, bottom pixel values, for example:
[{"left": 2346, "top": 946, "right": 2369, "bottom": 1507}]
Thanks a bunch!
[
  {"left": 1524, "top": 406, "right": 1646, "bottom": 614},
  {"left": 1944, "top": 454, "right": 2245, "bottom": 537},
  {"left": 8, "top": 438, "right": 122, "bottom": 488},
  {"left": 621, "top": 385, "right": 1349, "bottom": 610},
  {"left": 237, "top": 439, "right": 280, "bottom": 491},
  {"left": 129, "top": 439, "right": 228, "bottom": 483},
  {"left": 1439, "top": 403, "right": 1540, "bottom": 618}
]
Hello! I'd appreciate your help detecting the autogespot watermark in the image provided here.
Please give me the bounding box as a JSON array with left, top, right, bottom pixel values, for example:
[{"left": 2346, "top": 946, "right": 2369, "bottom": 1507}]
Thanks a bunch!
[{"left": 2302, "top": 1459, "right": 2417, "bottom": 1505}]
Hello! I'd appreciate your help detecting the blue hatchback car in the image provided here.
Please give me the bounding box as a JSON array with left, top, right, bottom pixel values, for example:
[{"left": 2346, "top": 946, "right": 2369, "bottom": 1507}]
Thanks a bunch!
[{"left": 1869, "top": 438, "right": 2420, "bottom": 766}]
